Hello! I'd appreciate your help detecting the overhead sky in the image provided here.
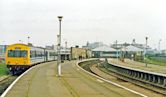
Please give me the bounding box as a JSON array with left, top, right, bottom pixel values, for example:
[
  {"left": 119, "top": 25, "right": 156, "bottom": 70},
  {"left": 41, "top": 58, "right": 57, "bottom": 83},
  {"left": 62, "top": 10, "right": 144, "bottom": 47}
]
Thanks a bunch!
[{"left": 0, "top": 0, "right": 166, "bottom": 49}]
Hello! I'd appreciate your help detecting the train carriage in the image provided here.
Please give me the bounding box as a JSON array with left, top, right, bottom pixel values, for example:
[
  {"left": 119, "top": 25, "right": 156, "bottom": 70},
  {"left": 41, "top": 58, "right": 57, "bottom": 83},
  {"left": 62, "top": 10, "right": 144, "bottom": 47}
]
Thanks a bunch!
[
  {"left": 45, "top": 49, "right": 58, "bottom": 61},
  {"left": 30, "top": 47, "right": 45, "bottom": 64},
  {"left": 5, "top": 43, "right": 57, "bottom": 75}
]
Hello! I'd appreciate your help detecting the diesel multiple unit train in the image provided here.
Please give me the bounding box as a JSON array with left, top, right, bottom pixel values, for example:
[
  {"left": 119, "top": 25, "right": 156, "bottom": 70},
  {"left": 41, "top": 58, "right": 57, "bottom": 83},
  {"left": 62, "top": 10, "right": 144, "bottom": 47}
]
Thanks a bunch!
[{"left": 5, "top": 43, "right": 57, "bottom": 74}]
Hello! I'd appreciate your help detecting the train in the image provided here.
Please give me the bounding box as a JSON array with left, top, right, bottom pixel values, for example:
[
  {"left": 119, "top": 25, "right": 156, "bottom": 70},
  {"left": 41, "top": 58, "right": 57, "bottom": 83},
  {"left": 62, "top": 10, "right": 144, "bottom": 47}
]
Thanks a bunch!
[{"left": 5, "top": 43, "right": 57, "bottom": 75}]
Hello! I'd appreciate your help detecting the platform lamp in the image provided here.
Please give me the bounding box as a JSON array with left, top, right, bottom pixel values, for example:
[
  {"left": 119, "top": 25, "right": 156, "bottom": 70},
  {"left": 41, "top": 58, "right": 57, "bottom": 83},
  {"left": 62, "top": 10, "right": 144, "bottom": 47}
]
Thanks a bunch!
[
  {"left": 27, "top": 36, "right": 30, "bottom": 45},
  {"left": 65, "top": 41, "right": 67, "bottom": 60},
  {"left": 57, "top": 16, "right": 63, "bottom": 76},
  {"left": 115, "top": 40, "right": 118, "bottom": 59},
  {"left": 145, "top": 37, "right": 148, "bottom": 67}
]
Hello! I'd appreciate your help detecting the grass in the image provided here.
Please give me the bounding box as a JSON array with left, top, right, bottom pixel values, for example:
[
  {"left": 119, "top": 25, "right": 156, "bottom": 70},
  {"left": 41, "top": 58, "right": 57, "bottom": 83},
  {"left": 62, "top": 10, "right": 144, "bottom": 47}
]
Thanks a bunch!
[
  {"left": 144, "top": 57, "right": 166, "bottom": 66},
  {"left": 0, "top": 61, "right": 9, "bottom": 76}
]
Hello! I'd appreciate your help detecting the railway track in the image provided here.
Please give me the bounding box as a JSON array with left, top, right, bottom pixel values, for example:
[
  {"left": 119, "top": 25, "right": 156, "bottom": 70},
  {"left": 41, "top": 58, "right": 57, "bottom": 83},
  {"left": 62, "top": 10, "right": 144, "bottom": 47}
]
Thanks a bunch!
[
  {"left": 78, "top": 59, "right": 166, "bottom": 97},
  {"left": 103, "top": 63, "right": 166, "bottom": 95},
  {"left": 77, "top": 60, "right": 148, "bottom": 97},
  {"left": 0, "top": 76, "right": 17, "bottom": 95}
]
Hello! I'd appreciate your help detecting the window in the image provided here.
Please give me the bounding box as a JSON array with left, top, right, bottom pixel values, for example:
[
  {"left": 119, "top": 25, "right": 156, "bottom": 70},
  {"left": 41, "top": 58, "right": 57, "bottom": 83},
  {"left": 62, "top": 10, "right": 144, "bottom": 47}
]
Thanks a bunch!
[
  {"left": 8, "top": 50, "right": 14, "bottom": 57},
  {"left": 21, "top": 51, "right": 27, "bottom": 57},
  {"left": 8, "top": 50, "right": 27, "bottom": 58},
  {"left": 30, "top": 51, "right": 36, "bottom": 58}
]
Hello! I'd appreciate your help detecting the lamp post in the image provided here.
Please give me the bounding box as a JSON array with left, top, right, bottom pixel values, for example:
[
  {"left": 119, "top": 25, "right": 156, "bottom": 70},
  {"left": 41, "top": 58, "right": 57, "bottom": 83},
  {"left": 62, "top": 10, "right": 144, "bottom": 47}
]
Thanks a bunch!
[
  {"left": 115, "top": 40, "right": 118, "bottom": 59},
  {"left": 27, "top": 36, "right": 30, "bottom": 44},
  {"left": 57, "top": 16, "right": 63, "bottom": 76},
  {"left": 65, "top": 41, "right": 67, "bottom": 60},
  {"left": 158, "top": 39, "right": 161, "bottom": 53},
  {"left": 19, "top": 40, "right": 23, "bottom": 43},
  {"left": 145, "top": 37, "right": 148, "bottom": 67}
]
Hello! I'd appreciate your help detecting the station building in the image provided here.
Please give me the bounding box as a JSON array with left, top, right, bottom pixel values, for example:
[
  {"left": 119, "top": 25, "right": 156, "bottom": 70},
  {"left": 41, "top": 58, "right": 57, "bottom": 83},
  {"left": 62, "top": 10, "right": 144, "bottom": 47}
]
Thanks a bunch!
[
  {"left": 71, "top": 47, "right": 92, "bottom": 60},
  {"left": 60, "top": 48, "right": 71, "bottom": 60},
  {"left": 121, "top": 45, "right": 144, "bottom": 61},
  {"left": 92, "top": 46, "right": 120, "bottom": 58}
]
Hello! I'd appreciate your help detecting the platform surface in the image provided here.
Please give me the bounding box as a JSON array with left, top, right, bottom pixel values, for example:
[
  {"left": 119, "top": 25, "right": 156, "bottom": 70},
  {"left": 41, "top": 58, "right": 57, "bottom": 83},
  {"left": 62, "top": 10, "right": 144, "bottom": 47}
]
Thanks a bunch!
[
  {"left": 5, "top": 61, "right": 141, "bottom": 97},
  {"left": 108, "top": 58, "right": 166, "bottom": 74}
]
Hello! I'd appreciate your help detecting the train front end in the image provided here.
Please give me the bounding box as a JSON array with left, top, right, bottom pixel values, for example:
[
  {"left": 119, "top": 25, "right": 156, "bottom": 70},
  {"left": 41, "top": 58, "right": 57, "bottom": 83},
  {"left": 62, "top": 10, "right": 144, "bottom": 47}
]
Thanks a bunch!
[{"left": 5, "top": 44, "right": 30, "bottom": 74}]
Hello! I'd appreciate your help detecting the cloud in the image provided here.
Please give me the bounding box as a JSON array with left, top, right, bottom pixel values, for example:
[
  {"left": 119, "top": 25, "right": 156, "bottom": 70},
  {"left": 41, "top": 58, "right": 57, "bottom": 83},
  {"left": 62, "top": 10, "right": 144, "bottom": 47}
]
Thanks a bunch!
[{"left": 0, "top": 0, "right": 166, "bottom": 49}]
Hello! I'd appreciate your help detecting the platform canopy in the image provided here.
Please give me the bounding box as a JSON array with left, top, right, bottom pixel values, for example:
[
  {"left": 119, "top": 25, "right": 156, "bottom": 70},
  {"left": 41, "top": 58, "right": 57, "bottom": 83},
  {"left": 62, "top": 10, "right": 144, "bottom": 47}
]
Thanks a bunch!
[
  {"left": 92, "top": 46, "right": 117, "bottom": 52},
  {"left": 122, "top": 45, "right": 143, "bottom": 52}
]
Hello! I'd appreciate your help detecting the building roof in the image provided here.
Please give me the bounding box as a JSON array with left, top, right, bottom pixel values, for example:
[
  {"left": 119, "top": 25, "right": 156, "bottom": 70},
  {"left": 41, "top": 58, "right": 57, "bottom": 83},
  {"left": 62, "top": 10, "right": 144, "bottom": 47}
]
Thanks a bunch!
[
  {"left": 92, "top": 46, "right": 116, "bottom": 52},
  {"left": 122, "top": 45, "right": 143, "bottom": 52}
]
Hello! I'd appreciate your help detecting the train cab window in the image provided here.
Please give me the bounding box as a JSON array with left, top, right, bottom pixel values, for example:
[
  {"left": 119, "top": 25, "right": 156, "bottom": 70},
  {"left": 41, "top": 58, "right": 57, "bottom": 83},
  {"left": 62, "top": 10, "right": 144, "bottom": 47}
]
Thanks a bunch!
[
  {"left": 8, "top": 50, "right": 14, "bottom": 57},
  {"left": 8, "top": 50, "right": 20, "bottom": 57},
  {"left": 21, "top": 50, "right": 27, "bottom": 57},
  {"left": 8, "top": 50, "right": 27, "bottom": 58},
  {"left": 15, "top": 50, "right": 21, "bottom": 57}
]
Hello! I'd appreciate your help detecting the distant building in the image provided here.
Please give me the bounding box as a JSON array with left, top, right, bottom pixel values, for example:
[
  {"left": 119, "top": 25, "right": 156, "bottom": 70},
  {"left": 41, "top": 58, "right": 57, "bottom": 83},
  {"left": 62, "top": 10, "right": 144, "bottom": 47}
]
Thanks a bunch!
[
  {"left": 71, "top": 47, "right": 92, "bottom": 60},
  {"left": 111, "top": 39, "right": 151, "bottom": 50},
  {"left": 121, "top": 45, "right": 144, "bottom": 60},
  {"left": 122, "top": 45, "right": 144, "bottom": 52},
  {"left": 82, "top": 42, "right": 108, "bottom": 49},
  {"left": 60, "top": 48, "right": 71, "bottom": 60},
  {"left": 92, "top": 46, "right": 119, "bottom": 58},
  {"left": 0, "top": 45, "right": 7, "bottom": 60},
  {"left": 111, "top": 42, "right": 130, "bottom": 49},
  {"left": 45, "top": 45, "right": 54, "bottom": 50},
  {"left": 46, "top": 45, "right": 71, "bottom": 60},
  {"left": 146, "top": 49, "right": 158, "bottom": 56},
  {"left": 86, "top": 49, "right": 92, "bottom": 58}
]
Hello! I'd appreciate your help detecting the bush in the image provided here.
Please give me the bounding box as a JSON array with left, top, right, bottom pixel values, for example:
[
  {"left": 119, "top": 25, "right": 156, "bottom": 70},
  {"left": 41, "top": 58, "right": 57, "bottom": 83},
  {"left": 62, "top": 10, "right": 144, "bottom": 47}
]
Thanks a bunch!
[{"left": 0, "top": 63, "right": 9, "bottom": 76}]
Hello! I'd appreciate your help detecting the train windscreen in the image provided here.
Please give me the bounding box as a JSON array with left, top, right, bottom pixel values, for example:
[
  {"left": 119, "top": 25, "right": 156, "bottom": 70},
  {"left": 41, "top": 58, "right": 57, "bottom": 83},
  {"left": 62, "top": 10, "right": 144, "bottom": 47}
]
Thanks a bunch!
[{"left": 8, "top": 50, "right": 27, "bottom": 58}]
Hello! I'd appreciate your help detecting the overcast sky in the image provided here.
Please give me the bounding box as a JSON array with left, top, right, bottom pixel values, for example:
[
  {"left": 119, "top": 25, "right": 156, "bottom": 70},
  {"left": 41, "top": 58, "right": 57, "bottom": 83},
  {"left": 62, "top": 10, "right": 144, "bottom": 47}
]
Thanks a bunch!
[{"left": 0, "top": 0, "right": 166, "bottom": 49}]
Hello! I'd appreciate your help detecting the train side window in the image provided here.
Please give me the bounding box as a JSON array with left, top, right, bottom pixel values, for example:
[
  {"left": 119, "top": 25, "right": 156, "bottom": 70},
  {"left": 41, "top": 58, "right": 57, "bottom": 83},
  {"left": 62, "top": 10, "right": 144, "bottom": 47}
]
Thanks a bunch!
[
  {"left": 30, "top": 51, "right": 35, "bottom": 58},
  {"left": 35, "top": 51, "right": 37, "bottom": 57}
]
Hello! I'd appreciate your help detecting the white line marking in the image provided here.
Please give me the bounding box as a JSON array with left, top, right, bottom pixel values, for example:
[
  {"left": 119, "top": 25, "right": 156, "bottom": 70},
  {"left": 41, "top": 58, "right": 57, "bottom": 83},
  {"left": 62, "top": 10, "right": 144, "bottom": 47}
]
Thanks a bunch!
[
  {"left": 76, "top": 60, "right": 148, "bottom": 97},
  {"left": 77, "top": 68, "right": 80, "bottom": 71},
  {"left": 97, "top": 79, "right": 103, "bottom": 83},
  {"left": 1, "top": 65, "right": 36, "bottom": 97}
]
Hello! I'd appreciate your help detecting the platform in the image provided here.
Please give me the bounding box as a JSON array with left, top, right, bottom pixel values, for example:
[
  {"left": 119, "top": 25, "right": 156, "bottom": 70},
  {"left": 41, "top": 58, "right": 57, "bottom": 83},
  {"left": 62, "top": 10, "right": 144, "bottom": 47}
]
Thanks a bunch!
[
  {"left": 4, "top": 61, "right": 141, "bottom": 97},
  {"left": 108, "top": 58, "right": 166, "bottom": 74}
]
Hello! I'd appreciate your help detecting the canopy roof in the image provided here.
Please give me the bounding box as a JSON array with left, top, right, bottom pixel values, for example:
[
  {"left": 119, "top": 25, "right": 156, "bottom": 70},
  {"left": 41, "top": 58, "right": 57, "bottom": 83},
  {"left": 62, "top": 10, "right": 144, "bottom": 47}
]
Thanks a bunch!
[
  {"left": 122, "top": 45, "right": 143, "bottom": 52},
  {"left": 92, "top": 46, "right": 116, "bottom": 52}
]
